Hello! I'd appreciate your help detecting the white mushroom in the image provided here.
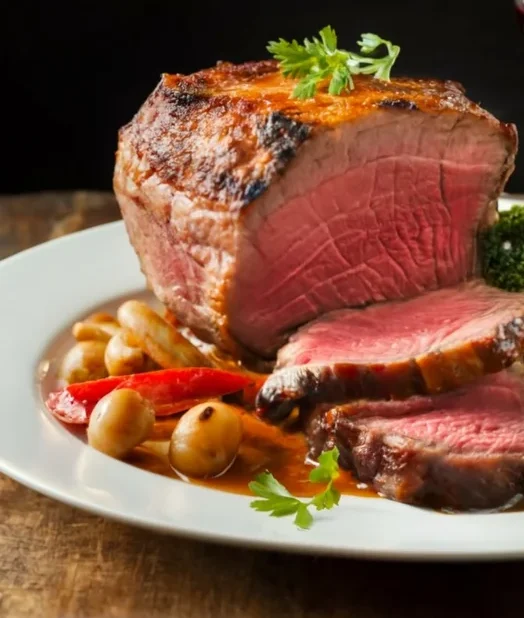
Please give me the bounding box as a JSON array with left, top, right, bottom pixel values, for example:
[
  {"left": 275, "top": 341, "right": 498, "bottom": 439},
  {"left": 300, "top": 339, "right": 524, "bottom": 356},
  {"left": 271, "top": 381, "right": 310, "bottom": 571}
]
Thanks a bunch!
[
  {"left": 117, "top": 300, "right": 209, "bottom": 368},
  {"left": 72, "top": 313, "right": 121, "bottom": 342},
  {"left": 168, "top": 402, "right": 243, "bottom": 478},
  {"left": 87, "top": 388, "right": 155, "bottom": 459},
  {"left": 59, "top": 341, "right": 108, "bottom": 384},
  {"left": 104, "top": 330, "right": 145, "bottom": 376}
]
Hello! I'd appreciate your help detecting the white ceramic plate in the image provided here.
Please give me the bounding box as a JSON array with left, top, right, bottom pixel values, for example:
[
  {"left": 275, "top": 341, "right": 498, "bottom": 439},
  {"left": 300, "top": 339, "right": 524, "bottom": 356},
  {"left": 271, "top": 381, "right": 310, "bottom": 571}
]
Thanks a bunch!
[{"left": 1, "top": 195, "right": 524, "bottom": 562}]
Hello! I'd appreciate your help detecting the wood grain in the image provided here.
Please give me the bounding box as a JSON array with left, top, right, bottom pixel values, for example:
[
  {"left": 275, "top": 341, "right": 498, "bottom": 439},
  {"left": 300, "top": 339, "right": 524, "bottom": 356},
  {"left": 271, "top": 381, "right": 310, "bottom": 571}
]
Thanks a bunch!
[
  {"left": 0, "top": 191, "right": 120, "bottom": 260},
  {"left": 1, "top": 192, "right": 524, "bottom": 618}
]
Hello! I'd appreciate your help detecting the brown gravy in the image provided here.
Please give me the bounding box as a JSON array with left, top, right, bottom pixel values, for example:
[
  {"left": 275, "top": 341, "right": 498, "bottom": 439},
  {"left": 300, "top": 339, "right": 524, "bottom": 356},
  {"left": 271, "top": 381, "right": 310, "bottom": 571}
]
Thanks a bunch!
[
  {"left": 125, "top": 413, "right": 376, "bottom": 499},
  {"left": 125, "top": 415, "right": 524, "bottom": 512}
]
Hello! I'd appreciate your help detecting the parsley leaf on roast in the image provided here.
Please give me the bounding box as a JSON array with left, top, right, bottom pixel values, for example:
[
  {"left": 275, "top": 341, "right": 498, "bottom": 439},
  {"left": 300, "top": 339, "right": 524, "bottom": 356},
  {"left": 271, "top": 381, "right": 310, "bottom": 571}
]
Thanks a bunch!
[{"left": 267, "top": 26, "right": 400, "bottom": 99}]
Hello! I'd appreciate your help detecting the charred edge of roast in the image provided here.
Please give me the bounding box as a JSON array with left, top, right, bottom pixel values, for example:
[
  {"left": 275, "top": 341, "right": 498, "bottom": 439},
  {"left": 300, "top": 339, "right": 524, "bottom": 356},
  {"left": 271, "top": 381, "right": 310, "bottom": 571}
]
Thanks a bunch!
[
  {"left": 248, "top": 111, "right": 311, "bottom": 201},
  {"left": 164, "top": 90, "right": 208, "bottom": 109},
  {"left": 494, "top": 317, "right": 524, "bottom": 360},
  {"left": 132, "top": 81, "right": 312, "bottom": 210},
  {"left": 217, "top": 111, "right": 310, "bottom": 206},
  {"left": 378, "top": 98, "right": 419, "bottom": 110},
  {"left": 256, "top": 361, "right": 427, "bottom": 422},
  {"left": 257, "top": 317, "right": 524, "bottom": 423},
  {"left": 333, "top": 419, "right": 524, "bottom": 511}
]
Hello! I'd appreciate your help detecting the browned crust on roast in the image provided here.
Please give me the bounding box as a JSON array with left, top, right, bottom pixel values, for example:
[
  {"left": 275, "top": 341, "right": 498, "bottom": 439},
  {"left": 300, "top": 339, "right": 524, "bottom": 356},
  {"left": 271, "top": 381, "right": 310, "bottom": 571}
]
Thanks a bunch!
[
  {"left": 332, "top": 420, "right": 524, "bottom": 511},
  {"left": 303, "top": 400, "right": 524, "bottom": 511},
  {"left": 114, "top": 60, "right": 518, "bottom": 361},
  {"left": 256, "top": 317, "right": 524, "bottom": 422},
  {"left": 117, "top": 63, "right": 311, "bottom": 212},
  {"left": 117, "top": 60, "right": 518, "bottom": 213}
]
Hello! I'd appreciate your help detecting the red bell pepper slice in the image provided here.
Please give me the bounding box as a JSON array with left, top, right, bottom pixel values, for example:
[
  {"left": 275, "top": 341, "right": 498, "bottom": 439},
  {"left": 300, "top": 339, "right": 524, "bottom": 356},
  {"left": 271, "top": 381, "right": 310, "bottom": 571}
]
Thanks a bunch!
[{"left": 46, "top": 367, "right": 254, "bottom": 425}]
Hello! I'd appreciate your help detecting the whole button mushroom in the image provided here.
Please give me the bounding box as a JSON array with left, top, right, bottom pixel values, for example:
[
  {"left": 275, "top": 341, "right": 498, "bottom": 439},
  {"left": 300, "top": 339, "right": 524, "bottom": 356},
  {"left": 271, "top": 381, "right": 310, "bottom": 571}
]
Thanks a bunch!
[
  {"left": 169, "top": 402, "right": 243, "bottom": 478},
  {"left": 59, "top": 341, "right": 108, "bottom": 384},
  {"left": 87, "top": 388, "right": 155, "bottom": 459}
]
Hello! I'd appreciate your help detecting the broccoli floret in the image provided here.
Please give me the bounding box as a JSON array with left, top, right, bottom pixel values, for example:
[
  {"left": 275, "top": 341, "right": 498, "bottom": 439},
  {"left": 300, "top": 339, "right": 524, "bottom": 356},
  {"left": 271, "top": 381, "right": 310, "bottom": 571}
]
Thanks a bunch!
[{"left": 481, "top": 204, "right": 524, "bottom": 292}]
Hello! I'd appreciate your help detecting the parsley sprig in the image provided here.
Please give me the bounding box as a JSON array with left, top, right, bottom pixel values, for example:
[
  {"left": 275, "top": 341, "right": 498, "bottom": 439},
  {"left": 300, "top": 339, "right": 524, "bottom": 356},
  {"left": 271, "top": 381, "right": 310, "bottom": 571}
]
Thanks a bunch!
[
  {"left": 248, "top": 447, "right": 341, "bottom": 529},
  {"left": 267, "top": 26, "right": 400, "bottom": 99}
]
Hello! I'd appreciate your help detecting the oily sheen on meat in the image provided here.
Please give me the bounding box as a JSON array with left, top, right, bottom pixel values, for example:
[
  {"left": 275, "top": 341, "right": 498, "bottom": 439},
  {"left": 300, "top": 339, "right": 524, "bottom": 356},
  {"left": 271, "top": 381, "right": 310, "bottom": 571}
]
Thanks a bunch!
[
  {"left": 113, "top": 60, "right": 517, "bottom": 360},
  {"left": 305, "top": 370, "right": 524, "bottom": 511}
]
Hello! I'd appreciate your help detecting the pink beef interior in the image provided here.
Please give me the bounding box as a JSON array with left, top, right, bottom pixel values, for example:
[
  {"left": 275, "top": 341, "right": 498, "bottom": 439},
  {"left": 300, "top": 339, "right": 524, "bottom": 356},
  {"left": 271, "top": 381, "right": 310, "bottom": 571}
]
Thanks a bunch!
[
  {"left": 278, "top": 281, "right": 524, "bottom": 367},
  {"left": 228, "top": 113, "right": 510, "bottom": 355},
  {"left": 353, "top": 372, "right": 524, "bottom": 454}
]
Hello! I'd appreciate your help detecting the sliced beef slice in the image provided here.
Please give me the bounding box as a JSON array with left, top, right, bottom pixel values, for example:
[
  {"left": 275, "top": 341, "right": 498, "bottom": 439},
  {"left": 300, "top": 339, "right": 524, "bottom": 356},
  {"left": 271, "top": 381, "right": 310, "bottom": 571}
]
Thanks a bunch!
[
  {"left": 306, "top": 371, "right": 524, "bottom": 511},
  {"left": 257, "top": 281, "right": 524, "bottom": 421},
  {"left": 113, "top": 60, "right": 517, "bottom": 360}
]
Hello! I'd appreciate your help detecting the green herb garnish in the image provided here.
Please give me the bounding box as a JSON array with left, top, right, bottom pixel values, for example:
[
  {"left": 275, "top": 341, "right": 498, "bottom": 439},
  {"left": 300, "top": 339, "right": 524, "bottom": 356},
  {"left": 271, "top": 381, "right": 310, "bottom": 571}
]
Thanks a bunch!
[
  {"left": 481, "top": 204, "right": 524, "bottom": 292},
  {"left": 248, "top": 447, "right": 341, "bottom": 529},
  {"left": 267, "top": 26, "right": 400, "bottom": 99}
]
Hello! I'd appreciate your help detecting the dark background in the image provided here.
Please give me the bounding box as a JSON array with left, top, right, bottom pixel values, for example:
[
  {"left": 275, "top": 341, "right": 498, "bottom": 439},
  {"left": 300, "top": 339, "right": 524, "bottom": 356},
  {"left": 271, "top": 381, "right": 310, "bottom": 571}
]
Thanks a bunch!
[{"left": 2, "top": 0, "right": 524, "bottom": 194}]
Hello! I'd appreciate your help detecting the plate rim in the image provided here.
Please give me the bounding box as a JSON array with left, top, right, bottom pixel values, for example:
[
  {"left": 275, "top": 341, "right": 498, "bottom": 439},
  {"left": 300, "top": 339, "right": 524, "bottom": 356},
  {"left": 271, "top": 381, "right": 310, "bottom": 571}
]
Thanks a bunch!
[
  {"left": 4, "top": 454, "right": 524, "bottom": 563},
  {"left": 2, "top": 198, "right": 524, "bottom": 562}
]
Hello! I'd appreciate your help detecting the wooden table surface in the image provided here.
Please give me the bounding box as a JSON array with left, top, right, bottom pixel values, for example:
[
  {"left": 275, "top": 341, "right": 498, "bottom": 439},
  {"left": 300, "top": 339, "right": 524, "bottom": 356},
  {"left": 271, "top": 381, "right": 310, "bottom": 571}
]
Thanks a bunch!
[{"left": 2, "top": 191, "right": 524, "bottom": 618}]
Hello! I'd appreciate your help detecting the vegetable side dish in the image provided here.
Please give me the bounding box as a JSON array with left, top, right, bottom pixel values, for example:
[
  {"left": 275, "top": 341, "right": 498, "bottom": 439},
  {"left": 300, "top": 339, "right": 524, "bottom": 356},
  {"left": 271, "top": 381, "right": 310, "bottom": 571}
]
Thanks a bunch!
[
  {"left": 45, "top": 298, "right": 369, "bottom": 529},
  {"left": 45, "top": 26, "right": 524, "bottom": 527}
]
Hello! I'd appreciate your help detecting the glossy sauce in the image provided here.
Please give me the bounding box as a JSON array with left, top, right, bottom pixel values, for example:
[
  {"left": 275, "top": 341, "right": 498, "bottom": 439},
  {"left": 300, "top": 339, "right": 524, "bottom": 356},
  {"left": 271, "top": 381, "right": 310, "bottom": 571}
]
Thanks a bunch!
[
  {"left": 125, "top": 413, "right": 376, "bottom": 499},
  {"left": 126, "top": 414, "right": 524, "bottom": 513}
]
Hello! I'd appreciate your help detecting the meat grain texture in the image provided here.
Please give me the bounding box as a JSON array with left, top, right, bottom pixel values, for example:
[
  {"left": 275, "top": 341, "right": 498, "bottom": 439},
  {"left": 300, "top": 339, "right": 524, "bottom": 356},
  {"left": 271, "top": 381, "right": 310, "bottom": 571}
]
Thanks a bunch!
[
  {"left": 257, "top": 281, "right": 524, "bottom": 420},
  {"left": 113, "top": 60, "right": 518, "bottom": 361},
  {"left": 306, "top": 370, "right": 524, "bottom": 511}
]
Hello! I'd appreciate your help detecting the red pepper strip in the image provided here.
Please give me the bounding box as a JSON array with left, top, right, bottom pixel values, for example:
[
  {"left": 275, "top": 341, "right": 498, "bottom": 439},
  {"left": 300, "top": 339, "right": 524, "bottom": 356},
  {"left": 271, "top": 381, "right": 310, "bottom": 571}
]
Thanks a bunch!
[
  {"left": 153, "top": 398, "right": 210, "bottom": 417},
  {"left": 46, "top": 367, "right": 254, "bottom": 425}
]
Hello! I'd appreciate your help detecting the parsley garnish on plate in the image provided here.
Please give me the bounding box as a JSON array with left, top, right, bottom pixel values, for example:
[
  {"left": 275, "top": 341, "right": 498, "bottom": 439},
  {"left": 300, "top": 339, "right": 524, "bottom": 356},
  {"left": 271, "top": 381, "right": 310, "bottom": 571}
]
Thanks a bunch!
[
  {"left": 267, "top": 26, "right": 400, "bottom": 99},
  {"left": 248, "top": 447, "right": 341, "bottom": 529}
]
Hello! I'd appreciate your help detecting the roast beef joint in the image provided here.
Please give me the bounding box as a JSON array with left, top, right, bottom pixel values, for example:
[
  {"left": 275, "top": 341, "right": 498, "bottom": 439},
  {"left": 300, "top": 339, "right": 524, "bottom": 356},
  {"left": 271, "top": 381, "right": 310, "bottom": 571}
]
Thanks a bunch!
[{"left": 113, "top": 59, "right": 522, "bottom": 511}]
